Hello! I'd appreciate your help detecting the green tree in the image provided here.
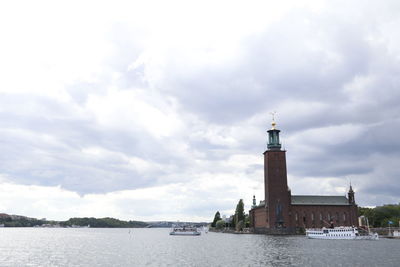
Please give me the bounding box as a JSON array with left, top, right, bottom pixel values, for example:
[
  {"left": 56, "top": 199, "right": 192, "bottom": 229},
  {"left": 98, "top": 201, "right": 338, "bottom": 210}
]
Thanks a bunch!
[
  {"left": 215, "top": 219, "right": 225, "bottom": 229},
  {"left": 358, "top": 204, "right": 400, "bottom": 227},
  {"left": 236, "top": 220, "right": 244, "bottom": 232},
  {"left": 374, "top": 205, "right": 400, "bottom": 227},
  {"left": 212, "top": 211, "right": 221, "bottom": 227},
  {"left": 245, "top": 214, "right": 250, "bottom": 228},
  {"left": 234, "top": 199, "right": 245, "bottom": 231},
  {"left": 234, "top": 199, "right": 245, "bottom": 225},
  {"left": 62, "top": 217, "right": 148, "bottom": 228}
]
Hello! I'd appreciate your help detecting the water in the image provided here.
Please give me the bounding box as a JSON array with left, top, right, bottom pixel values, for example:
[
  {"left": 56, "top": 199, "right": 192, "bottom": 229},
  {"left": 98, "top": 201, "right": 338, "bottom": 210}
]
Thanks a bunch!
[{"left": 0, "top": 228, "right": 399, "bottom": 266}]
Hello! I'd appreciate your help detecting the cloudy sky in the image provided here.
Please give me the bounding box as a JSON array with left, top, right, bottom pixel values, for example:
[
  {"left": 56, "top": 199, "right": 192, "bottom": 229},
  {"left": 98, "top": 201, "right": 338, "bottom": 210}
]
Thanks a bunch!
[{"left": 0, "top": 0, "right": 399, "bottom": 222}]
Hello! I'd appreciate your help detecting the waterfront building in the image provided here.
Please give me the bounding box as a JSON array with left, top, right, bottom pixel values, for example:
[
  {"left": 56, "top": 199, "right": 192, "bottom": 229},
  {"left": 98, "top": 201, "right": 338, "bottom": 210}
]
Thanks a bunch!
[{"left": 249, "top": 120, "right": 358, "bottom": 234}]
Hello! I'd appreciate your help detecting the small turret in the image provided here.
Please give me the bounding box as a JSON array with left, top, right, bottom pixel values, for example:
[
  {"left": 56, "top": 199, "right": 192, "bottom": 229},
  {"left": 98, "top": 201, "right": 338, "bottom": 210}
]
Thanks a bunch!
[
  {"left": 348, "top": 184, "right": 355, "bottom": 204},
  {"left": 252, "top": 195, "right": 256, "bottom": 208}
]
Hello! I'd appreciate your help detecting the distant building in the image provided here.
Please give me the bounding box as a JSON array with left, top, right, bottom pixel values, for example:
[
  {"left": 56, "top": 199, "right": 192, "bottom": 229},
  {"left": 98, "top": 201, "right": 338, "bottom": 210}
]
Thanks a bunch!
[{"left": 249, "top": 120, "right": 358, "bottom": 234}]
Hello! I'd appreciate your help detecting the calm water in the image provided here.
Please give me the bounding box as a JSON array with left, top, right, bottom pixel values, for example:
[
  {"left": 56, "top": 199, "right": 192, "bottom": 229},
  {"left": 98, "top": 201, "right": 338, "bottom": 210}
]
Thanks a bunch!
[{"left": 0, "top": 228, "right": 399, "bottom": 266}]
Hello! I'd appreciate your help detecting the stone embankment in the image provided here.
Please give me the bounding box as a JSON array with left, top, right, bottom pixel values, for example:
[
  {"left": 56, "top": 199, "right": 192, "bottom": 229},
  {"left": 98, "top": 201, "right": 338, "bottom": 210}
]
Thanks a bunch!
[{"left": 209, "top": 228, "right": 252, "bottom": 234}]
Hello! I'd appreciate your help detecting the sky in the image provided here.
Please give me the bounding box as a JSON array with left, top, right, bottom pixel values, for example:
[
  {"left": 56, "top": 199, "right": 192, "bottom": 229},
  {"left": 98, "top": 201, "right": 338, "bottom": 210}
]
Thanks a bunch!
[{"left": 0, "top": 0, "right": 399, "bottom": 222}]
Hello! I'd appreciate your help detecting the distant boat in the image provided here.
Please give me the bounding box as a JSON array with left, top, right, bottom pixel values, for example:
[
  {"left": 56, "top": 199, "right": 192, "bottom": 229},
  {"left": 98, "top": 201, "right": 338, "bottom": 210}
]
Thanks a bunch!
[
  {"left": 169, "top": 226, "right": 201, "bottom": 236},
  {"left": 306, "top": 226, "right": 379, "bottom": 240}
]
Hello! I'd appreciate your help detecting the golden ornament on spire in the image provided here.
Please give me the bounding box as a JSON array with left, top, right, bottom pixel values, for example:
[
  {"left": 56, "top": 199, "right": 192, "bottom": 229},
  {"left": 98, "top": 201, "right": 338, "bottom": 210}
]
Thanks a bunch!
[
  {"left": 271, "top": 121, "right": 276, "bottom": 130},
  {"left": 270, "top": 111, "right": 277, "bottom": 130}
]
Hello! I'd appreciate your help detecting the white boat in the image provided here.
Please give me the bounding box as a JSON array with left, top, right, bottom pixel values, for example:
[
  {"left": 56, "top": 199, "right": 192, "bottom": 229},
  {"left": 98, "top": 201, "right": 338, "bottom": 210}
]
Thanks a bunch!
[
  {"left": 306, "top": 226, "right": 379, "bottom": 240},
  {"left": 169, "top": 226, "right": 201, "bottom": 236}
]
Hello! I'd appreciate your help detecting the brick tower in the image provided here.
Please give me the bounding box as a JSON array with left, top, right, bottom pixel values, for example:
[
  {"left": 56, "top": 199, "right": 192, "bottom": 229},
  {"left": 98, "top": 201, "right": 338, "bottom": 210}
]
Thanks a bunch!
[{"left": 264, "top": 120, "right": 291, "bottom": 229}]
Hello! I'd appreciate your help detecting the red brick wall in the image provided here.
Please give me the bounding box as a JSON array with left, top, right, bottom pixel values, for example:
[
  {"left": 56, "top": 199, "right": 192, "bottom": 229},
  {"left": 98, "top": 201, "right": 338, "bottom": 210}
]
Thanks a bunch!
[
  {"left": 250, "top": 206, "right": 269, "bottom": 228},
  {"left": 264, "top": 150, "right": 291, "bottom": 228},
  {"left": 290, "top": 205, "right": 359, "bottom": 228}
]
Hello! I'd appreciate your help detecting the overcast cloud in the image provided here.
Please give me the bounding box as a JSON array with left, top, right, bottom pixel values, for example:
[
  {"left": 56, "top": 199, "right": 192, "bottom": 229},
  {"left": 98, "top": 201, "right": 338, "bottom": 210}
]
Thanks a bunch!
[{"left": 0, "top": 0, "right": 399, "bottom": 221}]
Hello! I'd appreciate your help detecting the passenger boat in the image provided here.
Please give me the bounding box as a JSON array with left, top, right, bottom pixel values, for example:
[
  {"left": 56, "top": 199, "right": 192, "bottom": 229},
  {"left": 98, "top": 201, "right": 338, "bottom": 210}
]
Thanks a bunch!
[
  {"left": 306, "top": 226, "right": 379, "bottom": 240},
  {"left": 169, "top": 226, "right": 201, "bottom": 236}
]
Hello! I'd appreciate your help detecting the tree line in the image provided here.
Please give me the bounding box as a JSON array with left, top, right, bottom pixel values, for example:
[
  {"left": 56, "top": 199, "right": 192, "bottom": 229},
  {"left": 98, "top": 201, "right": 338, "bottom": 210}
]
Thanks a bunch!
[
  {"left": 211, "top": 199, "right": 249, "bottom": 231},
  {"left": 359, "top": 204, "right": 400, "bottom": 227},
  {"left": 62, "top": 217, "right": 148, "bottom": 228},
  {"left": 0, "top": 215, "right": 148, "bottom": 228}
]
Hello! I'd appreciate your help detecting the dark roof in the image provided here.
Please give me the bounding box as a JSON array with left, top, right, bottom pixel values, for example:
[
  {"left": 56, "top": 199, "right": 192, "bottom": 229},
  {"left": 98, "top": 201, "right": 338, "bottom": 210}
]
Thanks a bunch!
[{"left": 291, "top": 195, "right": 350, "bottom": 206}]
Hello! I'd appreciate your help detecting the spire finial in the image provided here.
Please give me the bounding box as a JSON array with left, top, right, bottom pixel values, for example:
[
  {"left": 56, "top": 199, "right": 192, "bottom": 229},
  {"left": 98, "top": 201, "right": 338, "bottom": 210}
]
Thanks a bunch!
[{"left": 270, "top": 111, "right": 277, "bottom": 130}]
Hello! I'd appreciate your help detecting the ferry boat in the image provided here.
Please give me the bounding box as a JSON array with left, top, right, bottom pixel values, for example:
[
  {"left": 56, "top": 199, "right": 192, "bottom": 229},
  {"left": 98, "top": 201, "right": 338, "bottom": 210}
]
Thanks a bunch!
[
  {"left": 169, "top": 226, "right": 201, "bottom": 236},
  {"left": 306, "top": 226, "right": 379, "bottom": 240}
]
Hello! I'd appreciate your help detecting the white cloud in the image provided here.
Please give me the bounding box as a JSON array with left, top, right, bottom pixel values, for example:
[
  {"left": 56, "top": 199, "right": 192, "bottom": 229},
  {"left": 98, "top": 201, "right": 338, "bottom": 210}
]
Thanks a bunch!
[
  {"left": 0, "top": 0, "right": 399, "bottom": 221},
  {"left": 0, "top": 175, "right": 257, "bottom": 221},
  {"left": 86, "top": 88, "right": 183, "bottom": 138}
]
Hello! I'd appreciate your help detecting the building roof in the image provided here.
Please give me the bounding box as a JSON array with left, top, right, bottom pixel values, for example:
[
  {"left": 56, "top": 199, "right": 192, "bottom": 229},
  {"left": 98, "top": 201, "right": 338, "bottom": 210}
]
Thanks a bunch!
[
  {"left": 291, "top": 195, "right": 350, "bottom": 206},
  {"left": 250, "top": 200, "right": 265, "bottom": 210}
]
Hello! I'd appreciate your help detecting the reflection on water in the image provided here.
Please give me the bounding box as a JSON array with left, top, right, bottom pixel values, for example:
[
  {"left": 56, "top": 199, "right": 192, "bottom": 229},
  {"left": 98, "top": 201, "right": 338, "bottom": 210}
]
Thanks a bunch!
[{"left": 0, "top": 228, "right": 399, "bottom": 266}]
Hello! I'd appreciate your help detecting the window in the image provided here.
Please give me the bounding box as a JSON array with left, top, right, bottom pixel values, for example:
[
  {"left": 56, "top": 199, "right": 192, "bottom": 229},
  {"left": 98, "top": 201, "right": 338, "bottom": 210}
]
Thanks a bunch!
[
  {"left": 311, "top": 213, "right": 315, "bottom": 221},
  {"left": 343, "top": 213, "right": 346, "bottom": 222},
  {"left": 295, "top": 212, "right": 298, "bottom": 221}
]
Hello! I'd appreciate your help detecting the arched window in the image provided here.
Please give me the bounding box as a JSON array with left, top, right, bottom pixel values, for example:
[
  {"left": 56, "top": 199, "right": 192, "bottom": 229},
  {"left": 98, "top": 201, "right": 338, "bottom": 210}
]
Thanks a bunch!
[
  {"left": 328, "top": 213, "right": 331, "bottom": 221},
  {"left": 319, "top": 213, "right": 323, "bottom": 221},
  {"left": 295, "top": 212, "right": 298, "bottom": 221},
  {"left": 311, "top": 212, "right": 315, "bottom": 221},
  {"left": 336, "top": 212, "right": 339, "bottom": 223},
  {"left": 343, "top": 212, "right": 346, "bottom": 222}
]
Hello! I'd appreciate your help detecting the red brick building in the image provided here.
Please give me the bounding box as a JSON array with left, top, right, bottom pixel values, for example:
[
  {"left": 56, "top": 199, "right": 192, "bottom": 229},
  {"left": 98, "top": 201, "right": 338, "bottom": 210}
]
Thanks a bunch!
[{"left": 249, "top": 121, "right": 358, "bottom": 234}]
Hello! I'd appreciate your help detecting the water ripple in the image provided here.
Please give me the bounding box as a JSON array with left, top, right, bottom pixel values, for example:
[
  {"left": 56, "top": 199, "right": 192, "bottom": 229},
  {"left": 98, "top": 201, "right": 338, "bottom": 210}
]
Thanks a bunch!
[{"left": 0, "top": 228, "right": 399, "bottom": 266}]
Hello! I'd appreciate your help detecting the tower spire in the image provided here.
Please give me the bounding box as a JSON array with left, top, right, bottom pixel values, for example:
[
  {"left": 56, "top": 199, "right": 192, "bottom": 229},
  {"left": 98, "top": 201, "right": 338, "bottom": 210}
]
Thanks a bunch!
[
  {"left": 348, "top": 182, "right": 355, "bottom": 204},
  {"left": 270, "top": 111, "right": 277, "bottom": 130},
  {"left": 267, "top": 112, "right": 281, "bottom": 150}
]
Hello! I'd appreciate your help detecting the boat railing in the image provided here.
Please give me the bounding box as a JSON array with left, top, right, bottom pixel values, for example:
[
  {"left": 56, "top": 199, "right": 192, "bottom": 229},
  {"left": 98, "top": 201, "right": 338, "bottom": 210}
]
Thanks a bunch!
[{"left": 306, "top": 228, "right": 323, "bottom": 231}]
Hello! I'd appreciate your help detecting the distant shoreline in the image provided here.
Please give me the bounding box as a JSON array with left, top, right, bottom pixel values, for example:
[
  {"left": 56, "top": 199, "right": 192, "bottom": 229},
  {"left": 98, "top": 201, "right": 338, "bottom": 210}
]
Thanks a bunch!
[{"left": 0, "top": 213, "right": 209, "bottom": 228}]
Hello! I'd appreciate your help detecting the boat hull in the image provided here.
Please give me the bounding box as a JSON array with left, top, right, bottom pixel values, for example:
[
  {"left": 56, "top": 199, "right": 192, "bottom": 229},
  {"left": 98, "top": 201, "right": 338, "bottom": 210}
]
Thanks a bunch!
[
  {"left": 169, "top": 231, "right": 201, "bottom": 236},
  {"left": 307, "top": 234, "right": 378, "bottom": 240}
]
